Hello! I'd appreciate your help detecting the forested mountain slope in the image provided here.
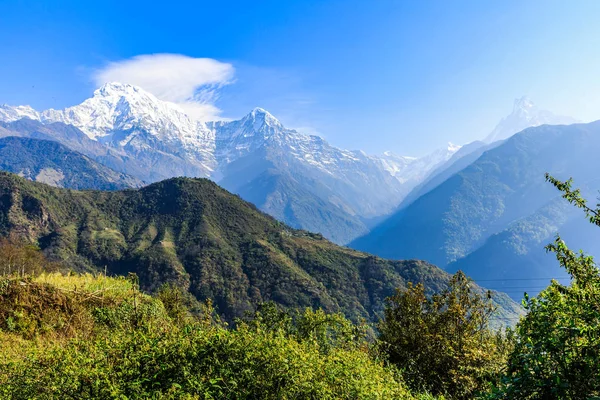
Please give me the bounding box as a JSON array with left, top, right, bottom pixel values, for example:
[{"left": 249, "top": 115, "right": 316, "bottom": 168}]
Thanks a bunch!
[{"left": 0, "top": 172, "right": 521, "bottom": 322}]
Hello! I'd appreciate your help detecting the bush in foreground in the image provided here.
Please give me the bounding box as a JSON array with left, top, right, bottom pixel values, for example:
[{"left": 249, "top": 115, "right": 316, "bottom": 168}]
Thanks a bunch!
[
  {"left": 378, "top": 271, "right": 512, "bottom": 399},
  {"left": 0, "top": 273, "right": 431, "bottom": 400}
]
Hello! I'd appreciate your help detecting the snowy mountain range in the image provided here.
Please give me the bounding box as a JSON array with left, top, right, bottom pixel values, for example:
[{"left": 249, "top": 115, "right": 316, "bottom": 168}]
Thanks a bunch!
[
  {"left": 0, "top": 83, "right": 572, "bottom": 243},
  {"left": 1, "top": 83, "right": 217, "bottom": 180},
  {"left": 0, "top": 83, "right": 457, "bottom": 182}
]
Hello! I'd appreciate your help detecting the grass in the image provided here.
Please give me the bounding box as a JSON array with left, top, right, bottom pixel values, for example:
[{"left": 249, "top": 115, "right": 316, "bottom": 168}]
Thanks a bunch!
[
  {"left": 0, "top": 272, "right": 168, "bottom": 342},
  {"left": 33, "top": 272, "right": 137, "bottom": 303},
  {"left": 91, "top": 228, "right": 125, "bottom": 242}
]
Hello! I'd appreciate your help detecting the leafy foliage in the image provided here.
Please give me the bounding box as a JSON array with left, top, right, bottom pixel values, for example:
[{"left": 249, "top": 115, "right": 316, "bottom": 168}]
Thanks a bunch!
[
  {"left": 489, "top": 175, "right": 600, "bottom": 399},
  {"left": 240, "top": 302, "right": 369, "bottom": 353},
  {"left": 0, "top": 272, "right": 434, "bottom": 400},
  {"left": 378, "top": 271, "right": 512, "bottom": 399}
]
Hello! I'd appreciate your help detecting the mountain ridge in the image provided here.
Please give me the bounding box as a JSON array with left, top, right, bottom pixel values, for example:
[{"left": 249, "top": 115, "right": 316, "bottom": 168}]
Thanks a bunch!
[
  {"left": 0, "top": 83, "right": 455, "bottom": 183},
  {"left": 484, "top": 96, "right": 577, "bottom": 143},
  {"left": 0, "top": 136, "right": 143, "bottom": 190},
  {"left": 353, "top": 120, "right": 600, "bottom": 300},
  {"left": 1, "top": 86, "right": 575, "bottom": 246},
  {"left": 0, "top": 171, "right": 522, "bottom": 322}
]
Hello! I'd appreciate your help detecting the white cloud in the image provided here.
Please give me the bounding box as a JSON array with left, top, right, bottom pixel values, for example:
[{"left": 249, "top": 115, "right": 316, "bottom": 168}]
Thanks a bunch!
[{"left": 92, "top": 54, "right": 234, "bottom": 120}]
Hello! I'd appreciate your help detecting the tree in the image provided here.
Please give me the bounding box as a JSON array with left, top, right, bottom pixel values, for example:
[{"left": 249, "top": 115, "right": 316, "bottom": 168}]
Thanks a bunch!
[
  {"left": 0, "top": 238, "right": 55, "bottom": 277},
  {"left": 490, "top": 175, "right": 600, "bottom": 399},
  {"left": 378, "top": 271, "right": 509, "bottom": 399}
]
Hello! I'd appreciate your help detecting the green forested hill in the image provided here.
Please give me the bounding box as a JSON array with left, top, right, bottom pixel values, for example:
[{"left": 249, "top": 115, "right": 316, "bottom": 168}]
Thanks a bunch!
[{"left": 0, "top": 172, "right": 520, "bottom": 322}]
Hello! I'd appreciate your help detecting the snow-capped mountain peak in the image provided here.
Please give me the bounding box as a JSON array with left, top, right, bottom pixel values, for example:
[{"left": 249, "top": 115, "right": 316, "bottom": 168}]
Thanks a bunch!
[
  {"left": 0, "top": 82, "right": 463, "bottom": 204},
  {"left": 94, "top": 81, "right": 145, "bottom": 97},
  {"left": 484, "top": 96, "right": 577, "bottom": 143},
  {"left": 0, "top": 82, "right": 219, "bottom": 177},
  {"left": 375, "top": 142, "right": 460, "bottom": 184},
  {"left": 37, "top": 81, "right": 207, "bottom": 143},
  {"left": 0, "top": 104, "right": 40, "bottom": 122},
  {"left": 209, "top": 107, "right": 297, "bottom": 168},
  {"left": 242, "top": 107, "right": 283, "bottom": 131},
  {"left": 447, "top": 142, "right": 461, "bottom": 153},
  {"left": 382, "top": 150, "right": 415, "bottom": 160},
  {"left": 248, "top": 107, "right": 272, "bottom": 117},
  {"left": 513, "top": 96, "right": 535, "bottom": 113}
]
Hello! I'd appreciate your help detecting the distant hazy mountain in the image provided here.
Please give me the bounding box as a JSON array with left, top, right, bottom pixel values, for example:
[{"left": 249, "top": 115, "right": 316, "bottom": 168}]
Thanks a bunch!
[
  {"left": 484, "top": 96, "right": 577, "bottom": 143},
  {"left": 353, "top": 121, "right": 600, "bottom": 299},
  {"left": 0, "top": 83, "right": 460, "bottom": 243},
  {"left": 0, "top": 136, "right": 142, "bottom": 190},
  {"left": 397, "top": 140, "right": 493, "bottom": 210},
  {"left": 396, "top": 97, "right": 575, "bottom": 210},
  {"left": 0, "top": 118, "right": 152, "bottom": 182},
  {"left": 447, "top": 193, "right": 600, "bottom": 299},
  {"left": 375, "top": 143, "right": 461, "bottom": 185},
  {"left": 209, "top": 107, "right": 438, "bottom": 243}
]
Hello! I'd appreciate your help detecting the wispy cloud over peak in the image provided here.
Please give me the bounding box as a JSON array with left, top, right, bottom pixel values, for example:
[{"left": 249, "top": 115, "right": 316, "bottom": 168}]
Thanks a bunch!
[{"left": 92, "top": 54, "right": 235, "bottom": 121}]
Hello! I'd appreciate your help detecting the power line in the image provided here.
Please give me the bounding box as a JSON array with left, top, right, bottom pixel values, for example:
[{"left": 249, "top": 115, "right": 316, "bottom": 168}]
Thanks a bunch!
[
  {"left": 471, "top": 277, "right": 571, "bottom": 282},
  {"left": 485, "top": 286, "right": 554, "bottom": 290}
]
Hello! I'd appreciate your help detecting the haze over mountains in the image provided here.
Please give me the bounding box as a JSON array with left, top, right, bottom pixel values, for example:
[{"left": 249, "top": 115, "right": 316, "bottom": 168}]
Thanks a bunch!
[
  {"left": 484, "top": 96, "right": 577, "bottom": 143},
  {"left": 0, "top": 136, "right": 142, "bottom": 190},
  {"left": 354, "top": 121, "right": 600, "bottom": 299}
]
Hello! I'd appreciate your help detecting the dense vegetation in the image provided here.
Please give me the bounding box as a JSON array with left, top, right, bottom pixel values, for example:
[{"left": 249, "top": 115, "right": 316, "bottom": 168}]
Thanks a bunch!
[
  {"left": 3, "top": 170, "right": 599, "bottom": 398},
  {"left": 0, "top": 269, "right": 437, "bottom": 399},
  {"left": 0, "top": 136, "right": 143, "bottom": 190},
  {"left": 2, "top": 172, "right": 599, "bottom": 399},
  {"left": 0, "top": 246, "right": 512, "bottom": 399},
  {"left": 379, "top": 272, "right": 512, "bottom": 399},
  {"left": 0, "top": 172, "right": 521, "bottom": 323}
]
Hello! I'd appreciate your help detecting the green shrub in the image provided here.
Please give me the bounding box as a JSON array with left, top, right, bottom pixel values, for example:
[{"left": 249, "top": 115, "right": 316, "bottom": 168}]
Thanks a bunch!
[
  {"left": 0, "top": 273, "right": 437, "bottom": 399},
  {"left": 1, "top": 317, "right": 417, "bottom": 399},
  {"left": 378, "top": 271, "right": 511, "bottom": 399}
]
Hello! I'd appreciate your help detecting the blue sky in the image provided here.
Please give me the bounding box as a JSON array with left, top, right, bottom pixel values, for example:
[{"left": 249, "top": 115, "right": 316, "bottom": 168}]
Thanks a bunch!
[{"left": 1, "top": 0, "right": 600, "bottom": 156}]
